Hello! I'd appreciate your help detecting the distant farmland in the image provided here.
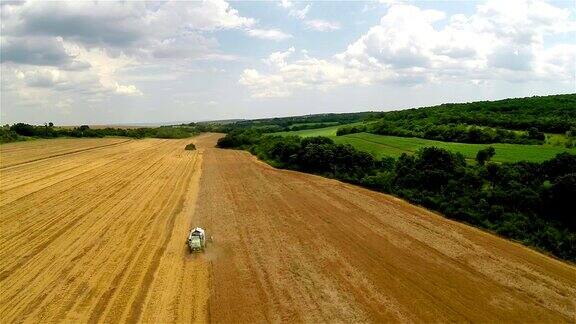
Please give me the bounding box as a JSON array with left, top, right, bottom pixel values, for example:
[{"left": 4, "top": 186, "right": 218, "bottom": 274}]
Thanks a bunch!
[{"left": 274, "top": 125, "right": 576, "bottom": 163}]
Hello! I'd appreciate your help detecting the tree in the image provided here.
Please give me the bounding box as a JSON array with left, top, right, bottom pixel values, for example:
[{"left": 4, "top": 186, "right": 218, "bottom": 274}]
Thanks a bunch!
[
  {"left": 541, "top": 152, "right": 576, "bottom": 180},
  {"left": 301, "top": 136, "right": 334, "bottom": 147},
  {"left": 527, "top": 127, "right": 545, "bottom": 141},
  {"left": 547, "top": 173, "right": 576, "bottom": 230},
  {"left": 10, "top": 123, "right": 36, "bottom": 136},
  {"left": 298, "top": 143, "right": 335, "bottom": 173},
  {"left": 476, "top": 146, "right": 496, "bottom": 165}
]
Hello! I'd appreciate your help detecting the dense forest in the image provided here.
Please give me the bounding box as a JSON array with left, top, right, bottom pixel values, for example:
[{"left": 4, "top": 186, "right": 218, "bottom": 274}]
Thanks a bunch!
[
  {"left": 375, "top": 94, "right": 575, "bottom": 133},
  {"left": 217, "top": 130, "right": 575, "bottom": 261}
]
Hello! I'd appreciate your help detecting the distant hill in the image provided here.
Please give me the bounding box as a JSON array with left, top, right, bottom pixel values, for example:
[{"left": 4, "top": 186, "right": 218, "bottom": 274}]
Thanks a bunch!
[{"left": 377, "top": 94, "right": 576, "bottom": 133}]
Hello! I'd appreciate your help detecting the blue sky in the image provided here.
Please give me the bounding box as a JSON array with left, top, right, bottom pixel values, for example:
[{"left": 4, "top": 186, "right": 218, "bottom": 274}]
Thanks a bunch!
[{"left": 1, "top": 0, "right": 574, "bottom": 125}]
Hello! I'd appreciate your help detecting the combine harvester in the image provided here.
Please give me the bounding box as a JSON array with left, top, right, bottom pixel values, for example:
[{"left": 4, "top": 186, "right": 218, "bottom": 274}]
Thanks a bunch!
[{"left": 187, "top": 227, "right": 206, "bottom": 252}]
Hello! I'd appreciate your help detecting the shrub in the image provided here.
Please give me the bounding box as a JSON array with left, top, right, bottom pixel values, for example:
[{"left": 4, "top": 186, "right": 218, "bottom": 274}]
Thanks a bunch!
[{"left": 476, "top": 146, "right": 496, "bottom": 165}]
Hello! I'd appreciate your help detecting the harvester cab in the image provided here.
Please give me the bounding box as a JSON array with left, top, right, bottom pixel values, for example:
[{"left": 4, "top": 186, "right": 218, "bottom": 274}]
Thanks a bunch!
[{"left": 187, "top": 227, "right": 206, "bottom": 252}]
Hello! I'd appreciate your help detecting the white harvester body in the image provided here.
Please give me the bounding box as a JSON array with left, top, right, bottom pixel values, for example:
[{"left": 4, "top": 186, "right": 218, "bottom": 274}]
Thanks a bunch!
[{"left": 187, "top": 227, "right": 206, "bottom": 252}]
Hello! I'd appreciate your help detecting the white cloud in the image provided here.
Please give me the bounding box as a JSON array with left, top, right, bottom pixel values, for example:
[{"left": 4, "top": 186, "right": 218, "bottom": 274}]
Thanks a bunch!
[
  {"left": 337, "top": 5, "right": 446, "bottom": 69},
  {"left": 289, "top": 4, "right": 310, "bottom": 20},
  {"left": 240, "top": 48, "right": 377, "bottom": 98},
  {"left": 247, "top": 28, "right": 293, "bottom": 41},
  {"left": 279, "top": 0, "right": 293, "bottom": 9},
  {"left": 239, "top": 69, "right": 291, "bottom": 98},
  {"left": 279, "top": 1, "right": 309, "bottom": 20},
  {"left": 16, "top": 68, "right": 67, "bottom": 88},
  {"left": 2, "top": 1, "right": 254, "bottom": 49},
  {"left": 114, "top": 83, "right": 143, "bottom": 96},
  {"left": 0, "top": 0, "right": 255, "bottom": 107},
  {"left": 264, "top": 47, "right": 295, "bottom": 68},
  {"left": 305, "top": 19, "right": 341, "bottom": 32},
  {"left": 280, "top": 2, "right": 339, "bottom": 33},
  {"left": 240, "top": 0, "right": 575, "bottom": 98},
  {"left": 151, "top": 34, "right": 218, "bottom": 59},
  {"left": 355, "top": 1, "right": 575, "bottom": 80}
]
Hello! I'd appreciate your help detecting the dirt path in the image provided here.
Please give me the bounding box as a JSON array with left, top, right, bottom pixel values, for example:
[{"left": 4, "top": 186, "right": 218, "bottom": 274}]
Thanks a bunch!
[
  {"left": 1, "top": 133, "right": 574, "bottom": 323},
  {"left": 193, "top": 133, "right": 576, "bottom": 323}
]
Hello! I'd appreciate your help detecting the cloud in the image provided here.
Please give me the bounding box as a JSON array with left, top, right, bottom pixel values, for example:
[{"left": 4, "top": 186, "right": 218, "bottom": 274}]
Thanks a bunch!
[
  {"left": 279, "top": 1, "right": 310, "bottom": 20},
  {"left": 338, "top": 4, "right": 446, "bottom": 69},
  {"left": 151, "top": 34, "right": 218, "bottom": 59},
  {"left": 278, "top": 0, "right": 293, "bottom": 9},
  {"left": 1, "top": 0, "right": 255, "bottom": 106},
  {"left": 305, "top": 19, "right": 341, "bottom": 32},
  {"left": 289, "top": 4, "right": 310, "bottom": 20},
  {"left": 240, "top": 48, "right": 377, "bottom": 98},
  {"left": 264, "top": 47, "right": 295, "bottom": 67},
  {"left": 239, "top": 69, "right": 291, "bottom": 98},
  {"left": 114, "top": 83, "right": 143, "bottom": 96},
  {"left": 240, "top": 0, "right": 575, "bottom": 98},
  {"left": 16, "top": 68, "right": 67, "bottom": 88},
  {"left": 2, "top": 1, "right": 254, "bottom": 49},
  {"left": 338, "top": 0, "right": 575, "bottom": 82},
  {"left": 488, "top": 45, "right": 534, "bottom": 71},
  {"left": 1, "top": 36, "right": 77, "bottom": 67},
  {"left": 247, "top": 28, "right": 293, "bottom": 41}
]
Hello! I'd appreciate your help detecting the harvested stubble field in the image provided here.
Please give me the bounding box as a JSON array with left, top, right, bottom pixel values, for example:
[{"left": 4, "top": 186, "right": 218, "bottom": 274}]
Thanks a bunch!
[{"left": 1, "top": 133, "right": 575, "bottom": 323}]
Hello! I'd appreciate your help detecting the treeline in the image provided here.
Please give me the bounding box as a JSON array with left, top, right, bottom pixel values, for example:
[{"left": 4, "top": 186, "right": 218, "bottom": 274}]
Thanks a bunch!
[
  {"left": 217, "top": 130, "right": 576, "bottom": 261},
  {"left": 372, "top": 94, "right": 576, "bottom": 133},
  {"left": 1, "top": 123, "right": 200, "bottom": 143},
  {"left": 289, "top": 122, "right": 339, "bottom": 131},
  {"left": 213, "top": 112, "right": 379, "bottom": 133},
  {"left": 337, "top": 122, "right": 546, "bottom": 144},
  {"left": 334, "top": 94, "right": 576, "bottom": 145}
]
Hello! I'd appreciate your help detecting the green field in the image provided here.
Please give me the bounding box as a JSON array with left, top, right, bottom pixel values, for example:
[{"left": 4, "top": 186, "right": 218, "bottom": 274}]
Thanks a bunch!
[
  {"left": 275, "top": 123, "right": 357, "bottom": 137},
  {"left": 273, "top": 125, "right": 576, "bottom": 163},
  {"left": 288, "top": 122, "right": 340, "bottom": 129}
]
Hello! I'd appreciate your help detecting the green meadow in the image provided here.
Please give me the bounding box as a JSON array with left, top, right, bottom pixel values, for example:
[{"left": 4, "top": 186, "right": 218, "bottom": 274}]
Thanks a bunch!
[{"left": 274, "top": 125, "right": 576, "bottom": 163}]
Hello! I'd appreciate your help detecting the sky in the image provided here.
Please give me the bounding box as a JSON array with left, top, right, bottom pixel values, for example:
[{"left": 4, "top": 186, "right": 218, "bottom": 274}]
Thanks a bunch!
[{"left": 1, "top": 0, "right": 575, "bottom": 125}]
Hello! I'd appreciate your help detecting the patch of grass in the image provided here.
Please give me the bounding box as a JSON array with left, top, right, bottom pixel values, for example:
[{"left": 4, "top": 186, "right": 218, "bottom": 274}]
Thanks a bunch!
[
  {"left": 274, "top": 123, "right": 366, "bottom": 137},
  {"left": 274, "top": 126, "right": 576, "bottom": 163},
  {"left": 288, "top": 122, "right": 340, "bottom": 129},
  {"left": 339, "top": 133, "right": 576, "bottom": 162}
]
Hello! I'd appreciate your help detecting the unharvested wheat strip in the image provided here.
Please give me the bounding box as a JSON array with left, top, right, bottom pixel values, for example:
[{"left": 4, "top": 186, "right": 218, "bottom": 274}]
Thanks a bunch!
[
  {"left": 25, "top": 142, "right": 193, "bottom": 322},
  {"left": 0, "top": 139, "right": 155, "bottom": 208},
  {"left": 0, "top": 141, "right": 171, "bottom": 266},
  {"left": 0, "top": 138, "right": 131, "bottom": 169},
  {"left": 139, "top": 148, "right": 205, "bottom": 323}
]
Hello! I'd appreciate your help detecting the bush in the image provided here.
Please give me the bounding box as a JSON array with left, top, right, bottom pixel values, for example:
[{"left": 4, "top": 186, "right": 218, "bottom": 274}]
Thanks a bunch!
[
  {"left": 185, "top": 143, "right": 196, "bottom": 150},
  {"left": 10, "top": 123, "right": 36, "bottom": 136},
  {"left": 476, "top": 146, "right": 495, "bottom": 165},
  {"left": 336, "top": 125, "right": 367, "bottom": 136}
]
